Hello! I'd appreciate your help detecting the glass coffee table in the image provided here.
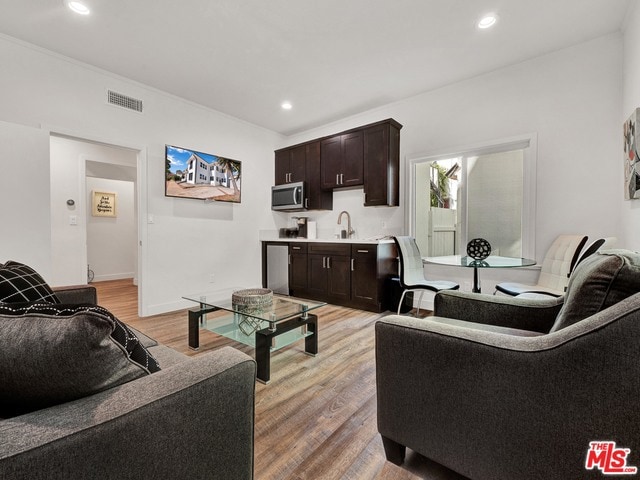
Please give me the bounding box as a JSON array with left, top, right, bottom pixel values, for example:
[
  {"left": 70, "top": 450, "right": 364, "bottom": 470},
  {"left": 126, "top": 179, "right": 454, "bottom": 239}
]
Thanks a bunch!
[{"left": 183, "top": 292, "right": 326, "bottom": 384}]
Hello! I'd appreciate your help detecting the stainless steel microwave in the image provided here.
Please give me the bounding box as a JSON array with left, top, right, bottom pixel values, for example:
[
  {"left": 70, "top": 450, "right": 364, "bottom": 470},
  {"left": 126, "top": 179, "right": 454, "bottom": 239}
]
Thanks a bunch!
[{"left": 271, "top": 181, "right": 306, "bottom": 211}]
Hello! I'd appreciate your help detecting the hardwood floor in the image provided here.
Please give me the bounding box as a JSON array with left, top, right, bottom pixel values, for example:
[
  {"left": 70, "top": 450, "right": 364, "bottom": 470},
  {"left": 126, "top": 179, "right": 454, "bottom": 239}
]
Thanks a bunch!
[{"left": 94, "top": 279, "right": 467, "bottom": 480}]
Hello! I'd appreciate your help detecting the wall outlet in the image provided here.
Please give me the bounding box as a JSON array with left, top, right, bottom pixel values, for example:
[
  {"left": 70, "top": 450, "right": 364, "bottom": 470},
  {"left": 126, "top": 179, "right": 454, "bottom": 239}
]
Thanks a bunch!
[
  {"left": 209, "top": 274, "right": 216, "bottom": 283},
  {"left": 381, "top": 220, "right": 387, "bottom": 229}
]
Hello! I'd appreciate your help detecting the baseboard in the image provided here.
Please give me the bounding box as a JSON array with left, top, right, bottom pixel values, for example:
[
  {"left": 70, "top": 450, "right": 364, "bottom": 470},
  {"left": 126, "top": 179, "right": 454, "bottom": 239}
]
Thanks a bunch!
[{"left": 93, "top": 272, "right": 135, "bottom": 282}]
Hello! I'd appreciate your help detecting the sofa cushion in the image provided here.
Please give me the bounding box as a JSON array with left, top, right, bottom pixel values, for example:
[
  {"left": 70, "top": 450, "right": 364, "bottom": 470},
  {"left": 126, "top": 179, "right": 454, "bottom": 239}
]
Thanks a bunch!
[
  {"left": 0, "top": 261, "right": 60, "bottom": 304},
  {"left": 0, "top": 303, "right": 160, "bottom": 417},
  {"left": 550, "top": 250, "right": 640, "bottom": 332}
]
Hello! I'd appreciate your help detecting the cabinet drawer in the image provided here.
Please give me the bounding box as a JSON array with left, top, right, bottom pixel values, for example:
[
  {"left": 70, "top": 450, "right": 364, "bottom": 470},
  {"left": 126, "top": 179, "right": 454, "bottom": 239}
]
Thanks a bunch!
[
  {"left": 308, "top": 242, "right": 351, "bottom": 256},
  {"left": 289, "top": 243, "right": 308, "bottom": 254}
]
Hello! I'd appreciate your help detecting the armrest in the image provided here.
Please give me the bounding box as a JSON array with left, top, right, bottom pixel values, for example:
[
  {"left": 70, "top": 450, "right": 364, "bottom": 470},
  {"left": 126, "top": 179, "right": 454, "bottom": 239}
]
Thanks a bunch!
[
  {"left": 0, "top": 346, "right": 256, "bottom": 480},
  {"left": 433, "top": 290, "right": 563, "bottom": 332},
  {"left": 52, "top": 284, "right": 97, "bottom": 304}
]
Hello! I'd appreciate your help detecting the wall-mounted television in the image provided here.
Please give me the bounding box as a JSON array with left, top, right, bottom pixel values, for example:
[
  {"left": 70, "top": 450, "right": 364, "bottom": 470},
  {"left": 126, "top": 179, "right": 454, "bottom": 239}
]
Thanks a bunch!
[{"left": 165, "top": 144, "right": 241, "bottom": 203}]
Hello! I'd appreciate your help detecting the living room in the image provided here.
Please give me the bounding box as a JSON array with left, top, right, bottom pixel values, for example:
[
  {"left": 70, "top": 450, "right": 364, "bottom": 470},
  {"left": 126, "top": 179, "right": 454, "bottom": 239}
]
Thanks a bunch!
[{"left": 1, "top": 1, "right": 640, "bottom": 479}]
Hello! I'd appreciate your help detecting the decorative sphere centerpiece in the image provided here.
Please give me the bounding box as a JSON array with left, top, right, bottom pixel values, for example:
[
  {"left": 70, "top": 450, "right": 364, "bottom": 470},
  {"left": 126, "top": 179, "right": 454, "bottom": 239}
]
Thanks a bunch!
[{"left": 466, "top": 238, "right": 492, "bottom": 260}]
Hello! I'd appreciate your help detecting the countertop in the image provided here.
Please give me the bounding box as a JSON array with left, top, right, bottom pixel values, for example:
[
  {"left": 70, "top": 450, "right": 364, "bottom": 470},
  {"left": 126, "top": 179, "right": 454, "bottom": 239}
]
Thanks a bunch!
[{"left": 260, "top": 234, "right": 394, "bottom": 245}]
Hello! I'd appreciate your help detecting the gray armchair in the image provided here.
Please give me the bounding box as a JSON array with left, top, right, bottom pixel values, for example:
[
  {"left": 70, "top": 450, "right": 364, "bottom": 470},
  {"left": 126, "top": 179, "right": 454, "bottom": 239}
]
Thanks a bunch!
[{"left": 376, "top": 250, "right": 640, "bottom": 479}]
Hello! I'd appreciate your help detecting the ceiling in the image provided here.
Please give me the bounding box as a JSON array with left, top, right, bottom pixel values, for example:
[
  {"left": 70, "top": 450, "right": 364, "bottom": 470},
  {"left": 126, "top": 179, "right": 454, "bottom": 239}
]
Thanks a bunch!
[{"left": 0, "top": 0, "right": 631, "bottom": 136}]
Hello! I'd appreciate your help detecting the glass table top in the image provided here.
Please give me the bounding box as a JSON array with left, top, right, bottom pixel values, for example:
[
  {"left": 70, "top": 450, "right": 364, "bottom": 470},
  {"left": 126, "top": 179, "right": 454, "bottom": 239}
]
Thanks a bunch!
[
  {"left": 183, "top": 292, "right": 326, "bottom": 323},
  {"left": 424, "top": 255, "right": 536, "bottom": 268}
]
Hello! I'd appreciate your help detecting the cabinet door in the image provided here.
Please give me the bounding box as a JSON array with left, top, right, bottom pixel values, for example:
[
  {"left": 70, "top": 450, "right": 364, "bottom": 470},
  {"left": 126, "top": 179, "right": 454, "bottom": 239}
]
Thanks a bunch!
[
  {"left": 289, "top": 245, "right": 308, "bottom": 296},
  {"left": 363, "top": 124, "right": 388, "bottom": 205},
  {"left": 289, "top": 144, "right": 307, "bottom": 184},
  {"left": 320, "top": 136, "right": 342, "bottom": 189},
  {"left": 305, "top": 141, "right": 333, "bottom": 210},
  {"left": 274, "top": 149, "right": 290, "bottom": 185},
  {"left": 351, "top": 245, "right": 378, "bottom": 307},
  {"left": 307, "top": 254, "right": 328, "bottom": 298},
  {"left": 341, "top": 130, "right": 364, "bottom": 187},
  {"left": 364, "top": 122, "right": 400, "bottom": 206},
  {"left": 327, "top": 255, "right": 351, "bottom": 302}
]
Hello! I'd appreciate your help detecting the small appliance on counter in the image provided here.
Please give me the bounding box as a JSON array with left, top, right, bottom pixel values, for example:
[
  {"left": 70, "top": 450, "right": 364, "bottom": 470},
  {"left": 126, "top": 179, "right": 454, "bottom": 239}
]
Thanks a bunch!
[
  {"left": 293, "top": 216, "right": 308, "bottom": 238},
  {"left": 278, "top": 227, "right": 299, "bottom": 238}
]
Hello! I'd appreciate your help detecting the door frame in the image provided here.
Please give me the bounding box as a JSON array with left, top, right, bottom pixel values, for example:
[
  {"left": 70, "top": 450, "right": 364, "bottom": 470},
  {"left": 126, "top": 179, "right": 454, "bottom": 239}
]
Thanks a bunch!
[{"left": 47, "top": 125, "right": 148, "bottom": 317}]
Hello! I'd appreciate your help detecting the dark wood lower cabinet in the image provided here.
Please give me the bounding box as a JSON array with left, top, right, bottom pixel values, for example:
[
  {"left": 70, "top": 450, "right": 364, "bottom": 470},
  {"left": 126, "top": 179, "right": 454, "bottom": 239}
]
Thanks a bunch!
[
  {"left": 350, "top": 243, "right": 397, "bottom": 311},
  {"left": 307, "top": 243, "right": 351, "bottom": 304},
  {"left": 288, "top": 243, "right": 308, "bottom": 296},
  {"left": 263, "top": 241, "right": 397, "bottom": 313}
]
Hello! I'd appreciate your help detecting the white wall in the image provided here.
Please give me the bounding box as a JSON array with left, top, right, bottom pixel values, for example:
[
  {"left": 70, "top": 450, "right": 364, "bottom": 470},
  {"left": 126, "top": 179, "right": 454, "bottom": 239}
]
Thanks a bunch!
[
  {"left": 278, "top": 34, "right": 624, "bottom": 300},
  {"left": 86, "top": 177, "right": 136, "bottom": 282},
  {"left": 0, "top": 35, "right": 281, "bottom": 315},
  {"left": 50, "top": 135, "right": 139, "bottom": 286},
  {"left": 622, "top": 0, "right": 640, "bottom": 251},
  {"left": 0, "top": 121, "right": 52, "bottom": 278}
]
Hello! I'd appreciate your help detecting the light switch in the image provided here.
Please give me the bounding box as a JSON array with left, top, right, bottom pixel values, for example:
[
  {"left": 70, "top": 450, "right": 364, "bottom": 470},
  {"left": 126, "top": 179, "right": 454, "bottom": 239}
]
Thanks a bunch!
[
  {"left": 69, "top": 215, "right": 77, "bottom": 226},
  {"left": 148, "top": 214, "right": 154, "bottom": 224}
]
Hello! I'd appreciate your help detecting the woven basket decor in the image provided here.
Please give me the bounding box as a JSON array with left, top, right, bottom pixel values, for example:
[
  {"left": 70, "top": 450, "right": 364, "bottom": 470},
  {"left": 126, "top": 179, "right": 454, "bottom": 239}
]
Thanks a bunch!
[{"left": 232, "top": 288, "right": 273, "bottom": 307}]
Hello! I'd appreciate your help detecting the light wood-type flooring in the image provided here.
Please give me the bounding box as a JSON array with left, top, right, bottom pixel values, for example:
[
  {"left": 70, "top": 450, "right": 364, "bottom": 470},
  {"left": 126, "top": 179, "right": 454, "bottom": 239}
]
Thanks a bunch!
[{"left": 94, "top": 279, "right": 467, "bottom": 480}]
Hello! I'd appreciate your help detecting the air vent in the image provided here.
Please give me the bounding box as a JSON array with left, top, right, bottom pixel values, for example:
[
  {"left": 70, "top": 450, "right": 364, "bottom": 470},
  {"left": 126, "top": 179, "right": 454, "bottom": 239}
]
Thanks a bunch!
[{"left": 107, "top": 90, "right": 143, "bottom": 113}]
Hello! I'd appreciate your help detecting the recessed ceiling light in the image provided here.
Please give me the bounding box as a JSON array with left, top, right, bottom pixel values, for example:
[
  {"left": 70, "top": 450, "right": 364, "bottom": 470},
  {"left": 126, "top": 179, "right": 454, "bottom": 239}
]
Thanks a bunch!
[
  {"left": 67, "top": 1, "right": 90, "bottom": 15},
  {"left": 477, "top": 14, "right": 498, "bottom": 29},
  {"left": 281, "top": 102, "right": 293, "bottom": 110}
]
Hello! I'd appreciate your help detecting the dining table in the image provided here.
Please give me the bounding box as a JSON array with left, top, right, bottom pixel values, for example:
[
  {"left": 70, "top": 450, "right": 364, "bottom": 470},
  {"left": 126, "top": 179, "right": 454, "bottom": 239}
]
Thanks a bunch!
[{"left": 424, "top": 255, "right": 536, "bottom": 293}]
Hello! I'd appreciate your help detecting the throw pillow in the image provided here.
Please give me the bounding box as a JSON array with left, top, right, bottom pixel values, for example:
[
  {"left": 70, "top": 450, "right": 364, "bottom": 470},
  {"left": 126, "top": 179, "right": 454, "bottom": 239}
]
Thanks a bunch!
[
  {"left": 551, "top": 250, "right": 640, "bottom": 332},
  {"left": 0, "top": 303, "right": 160, "bottom": 417},
  {"left": 0, "top": 261, "right": 60, "bottom": 304}
]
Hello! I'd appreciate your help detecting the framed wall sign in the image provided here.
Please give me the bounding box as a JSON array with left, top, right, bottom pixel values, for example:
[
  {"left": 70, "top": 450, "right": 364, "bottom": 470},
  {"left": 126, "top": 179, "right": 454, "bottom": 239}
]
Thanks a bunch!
[{"left": 92, "top": 191, "right": 117, "bottom": 217}]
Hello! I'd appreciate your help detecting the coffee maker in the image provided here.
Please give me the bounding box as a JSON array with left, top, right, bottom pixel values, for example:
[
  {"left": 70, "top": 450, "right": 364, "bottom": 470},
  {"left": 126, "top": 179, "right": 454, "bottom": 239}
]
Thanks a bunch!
[{"left": 293, "top": 216, "right": 308, "bottom": 238}]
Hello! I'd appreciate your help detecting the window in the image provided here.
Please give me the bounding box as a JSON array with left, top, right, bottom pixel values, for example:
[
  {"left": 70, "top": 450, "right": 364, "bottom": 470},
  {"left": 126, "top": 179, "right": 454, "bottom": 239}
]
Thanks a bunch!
[{"left": 407, "top": 134, "right": 537, "bottom": 259}]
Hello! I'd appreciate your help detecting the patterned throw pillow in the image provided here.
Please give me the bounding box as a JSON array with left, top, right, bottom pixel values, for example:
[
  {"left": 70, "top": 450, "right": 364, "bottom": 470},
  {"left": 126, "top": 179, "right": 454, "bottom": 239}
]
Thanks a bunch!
[
  {"left": 0, "top": 303, "right": 161, "bottom": 417},
  {"left": 0, "top": 261, "right": 60, "bottom": 304}
]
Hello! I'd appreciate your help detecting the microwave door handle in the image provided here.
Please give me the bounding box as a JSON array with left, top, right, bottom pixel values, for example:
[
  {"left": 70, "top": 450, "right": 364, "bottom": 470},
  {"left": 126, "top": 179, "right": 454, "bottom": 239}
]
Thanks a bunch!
[{"left": 293, "top": 186, "right": 300, "bottom": 205}]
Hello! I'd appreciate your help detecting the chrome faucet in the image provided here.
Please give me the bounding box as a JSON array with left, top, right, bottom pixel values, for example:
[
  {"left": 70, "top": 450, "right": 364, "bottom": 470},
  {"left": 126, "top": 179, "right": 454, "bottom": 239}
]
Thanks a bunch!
[{"left": 337, "top": 211, "right": 354, "bottom": 238}]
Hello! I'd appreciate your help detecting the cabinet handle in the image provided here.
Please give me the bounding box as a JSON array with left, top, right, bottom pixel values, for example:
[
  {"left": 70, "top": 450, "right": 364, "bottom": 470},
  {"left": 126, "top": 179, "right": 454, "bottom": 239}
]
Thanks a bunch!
[
  {"left": 322, "top": 257, "right": 326, "bottom": 268},
  {"left": 351, "top": 258, "right": 354, "bottom": 271},
  {"left": 340, "top": 173, "right": 344, "bottom": 185},
  {"left": 292, "top": 246, "right": 301, "bottom": 250},
  {"left": 305, "top": 198, "right": 308, "bottom": 209},
  {"left": 336, "top": 173, "right": 339, "bottom": 185},
  {"left": 357, "top": 249, "right": 369, "bottom": 253},
  {"left": 327, "top": 256, "right": 331, "bottom": 269}
]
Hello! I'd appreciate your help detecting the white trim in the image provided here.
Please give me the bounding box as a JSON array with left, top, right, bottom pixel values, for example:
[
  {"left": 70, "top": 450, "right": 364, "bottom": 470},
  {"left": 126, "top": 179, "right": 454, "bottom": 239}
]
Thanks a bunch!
[{"left": 405, "top": 133, "right": 537, "bottom": 259}]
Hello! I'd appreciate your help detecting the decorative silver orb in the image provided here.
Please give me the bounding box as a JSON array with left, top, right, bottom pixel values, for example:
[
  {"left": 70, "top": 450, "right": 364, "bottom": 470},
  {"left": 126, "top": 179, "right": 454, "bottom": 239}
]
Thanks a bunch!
[{"left": 467, "top": 238, "right": 492, "bottom": 260}]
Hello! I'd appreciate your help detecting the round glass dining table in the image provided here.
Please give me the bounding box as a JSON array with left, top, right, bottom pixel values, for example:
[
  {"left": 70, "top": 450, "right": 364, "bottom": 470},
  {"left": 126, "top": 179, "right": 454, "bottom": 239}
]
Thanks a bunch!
[{"left": 424, "top": 255, "right": 536, "bottom": 293}]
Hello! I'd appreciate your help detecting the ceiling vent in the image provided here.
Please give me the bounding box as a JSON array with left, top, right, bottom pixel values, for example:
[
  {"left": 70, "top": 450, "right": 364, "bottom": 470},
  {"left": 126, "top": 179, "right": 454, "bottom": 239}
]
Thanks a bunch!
[{"left": 107, "top": 90, "right": 143, "bottom": 113}]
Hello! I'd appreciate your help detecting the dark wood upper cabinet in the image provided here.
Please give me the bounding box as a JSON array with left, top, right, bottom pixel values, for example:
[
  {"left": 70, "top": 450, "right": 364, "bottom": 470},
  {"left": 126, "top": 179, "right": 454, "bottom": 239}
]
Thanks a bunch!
[
  {"left": 320, "top": 130, "right": 364, "bottom": 189},
  {"left": 274, "top": 145, "right": 306, "bottom": 185},
  {"left": 363, "top": 120, "right": 401, "bottom": 206},
  {"left": 304, "top": 141, "right": 332, "bottom": 211},
  {"left": 274, "top": 141, "right": 332, "bottom": 210},
  {"left": 276, "top": 118, "right": 401, "bottom": 207}
]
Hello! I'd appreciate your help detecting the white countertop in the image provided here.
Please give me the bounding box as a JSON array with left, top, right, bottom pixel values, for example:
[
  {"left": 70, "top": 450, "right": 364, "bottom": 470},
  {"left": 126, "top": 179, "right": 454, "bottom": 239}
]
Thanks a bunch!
[{"left": 259, "top": 233, "right": 394, "bottom": 245}]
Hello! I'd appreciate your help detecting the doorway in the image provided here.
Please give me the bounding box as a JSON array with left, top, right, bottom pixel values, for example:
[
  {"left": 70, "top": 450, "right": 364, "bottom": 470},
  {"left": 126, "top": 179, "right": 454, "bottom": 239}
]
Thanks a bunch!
[{"left": 49, "top": 134, "right": 142, "bottom": 310}]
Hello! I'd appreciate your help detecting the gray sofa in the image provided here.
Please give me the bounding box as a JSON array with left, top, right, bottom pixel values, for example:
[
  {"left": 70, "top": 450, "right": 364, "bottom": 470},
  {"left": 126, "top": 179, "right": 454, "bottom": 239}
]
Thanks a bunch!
[
  {"left": 376, "top": 250, "right": 640, "bottom": 479},
  {"left": 0, "top": 284, "right": 256, "bottom": 480}
]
